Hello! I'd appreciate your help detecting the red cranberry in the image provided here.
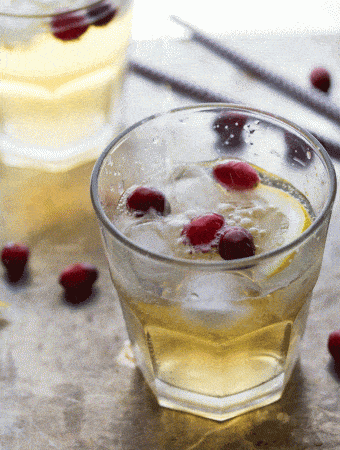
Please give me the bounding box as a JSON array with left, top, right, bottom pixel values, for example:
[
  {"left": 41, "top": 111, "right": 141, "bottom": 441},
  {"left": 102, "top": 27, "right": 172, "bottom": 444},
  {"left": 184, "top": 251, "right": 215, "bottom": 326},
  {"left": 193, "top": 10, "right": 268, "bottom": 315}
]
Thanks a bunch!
[
  {"left": 60, "top": 263, "right": 98, "bottom": 290},
  {"left": 51, "top": 12, "right": 89, "bottom": 41},
  {"left": 126, "top": 187, "right": 170, "bottom": 216},
  {"left": 213, "top": 161, "right": 259, "bottom": 191},
  {"left": 59, "top": 263, "right": 98, "bottom": 303},
  {"left": 213, "top": 113, "right": 247, "bottom": 144},
  {"left": 218, "top": 226, "right": 255, "bottom": 260},
  {"left": 328, "top": 330, "right": 340, "bottom": 365},
  {"left": 87, "top": 0, "right": 117, "bottom": 26},
  {"left": 181, "top": 213, "right": 225, "bottom": 251},
  {"left": 310, "top": 67, "right": 331, "bottom": 93},
  {"left": 1, "top": 242, "right": 30, "bottom": 281}
]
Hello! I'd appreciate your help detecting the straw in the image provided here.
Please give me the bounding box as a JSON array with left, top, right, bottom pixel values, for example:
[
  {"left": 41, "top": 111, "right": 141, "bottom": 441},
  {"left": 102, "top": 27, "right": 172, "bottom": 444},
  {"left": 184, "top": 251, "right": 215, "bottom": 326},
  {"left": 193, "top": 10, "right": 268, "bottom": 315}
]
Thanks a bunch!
[
  {"left": 129, "top": 60, "right": 230, "bottom": 103},
  {"left": 171, "top": 16, "right": 340, "bottom": 126},
  {"left": 129, "top": 60, "right": 340, "bottom": 159}
]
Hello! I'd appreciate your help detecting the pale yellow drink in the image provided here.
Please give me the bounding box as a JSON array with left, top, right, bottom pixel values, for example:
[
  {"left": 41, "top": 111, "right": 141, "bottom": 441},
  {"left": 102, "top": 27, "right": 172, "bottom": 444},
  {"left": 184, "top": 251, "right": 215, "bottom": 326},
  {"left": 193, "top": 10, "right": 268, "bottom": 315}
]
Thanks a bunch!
[
  {"left": 91, "top": 105, "right": 336, "bottom": 421},
  {"left": 112, "top": 163, "right": 317, "bottom": 406},
  {"left": 0, "top": 0, "right": 133, "bottom": 171}
]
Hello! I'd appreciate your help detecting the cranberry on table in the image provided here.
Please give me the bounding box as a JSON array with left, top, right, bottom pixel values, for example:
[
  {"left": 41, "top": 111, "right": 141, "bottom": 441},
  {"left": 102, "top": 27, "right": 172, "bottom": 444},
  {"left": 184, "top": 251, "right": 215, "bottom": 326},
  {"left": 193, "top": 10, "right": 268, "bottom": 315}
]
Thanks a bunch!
[
  {"left": 218, "top": 226, "right": 255, "bottom": 260},
  {"left": 310, "top": 67, "right": 331, "bottom": 93},
  {"left": 213, "top": 161, "right": 260, "bottom": 191},
  {"left": 87, "top": 0, "right": 118, "bottom": 26},
  {"left": 51, "top": 12, "right": 89, "bottom": 41},
  {"left": 328, "top": 330, "right": 340, "bottom": 365},
  {"left": 59, "top": 263, "right": 98, "bottom": 303},
  {"left": 181, "top": 213, "right": 225, "bottom": 251},
  {"left": 1, "top": 242, "right": 30, "bottom": 282},
  {"left": 59, "top": 263, "right": 98, "bottom": 290},
  {"left": 126, "top": 186, "right": 170, "bottom": 216}
]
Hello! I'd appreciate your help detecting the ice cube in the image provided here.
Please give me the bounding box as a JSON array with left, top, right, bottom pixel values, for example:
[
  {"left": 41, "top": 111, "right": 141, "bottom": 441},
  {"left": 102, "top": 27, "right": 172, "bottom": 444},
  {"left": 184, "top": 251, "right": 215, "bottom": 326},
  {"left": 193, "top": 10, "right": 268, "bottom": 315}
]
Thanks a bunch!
[
  {"left": 121, "top": 221, "right": 183, "bottom": 299},
  {"left": 166, "top": 165, "right": 227, "bottom": 215},
  {"left": 125, "top": 221, "right": 173, "bottom": 257},
  {"left": 173, "top": 272, "right": 259, "bottom": 328}
]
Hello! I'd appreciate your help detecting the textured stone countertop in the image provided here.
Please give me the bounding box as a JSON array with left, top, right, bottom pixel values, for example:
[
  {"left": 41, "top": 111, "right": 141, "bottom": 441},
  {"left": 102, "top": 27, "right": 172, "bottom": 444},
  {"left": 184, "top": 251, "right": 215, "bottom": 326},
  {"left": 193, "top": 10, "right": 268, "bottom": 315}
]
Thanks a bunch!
[{"left": 1, "top": 34, "right": 340, "bottom": 449}]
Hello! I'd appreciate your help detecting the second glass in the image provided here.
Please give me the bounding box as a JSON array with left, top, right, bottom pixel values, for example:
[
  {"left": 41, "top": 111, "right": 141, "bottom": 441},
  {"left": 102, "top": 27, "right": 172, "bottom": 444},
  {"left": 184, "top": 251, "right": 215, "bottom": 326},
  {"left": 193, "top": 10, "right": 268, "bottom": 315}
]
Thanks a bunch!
[{"left": 0, "top": 0, "right": 133, "bottom": 171}]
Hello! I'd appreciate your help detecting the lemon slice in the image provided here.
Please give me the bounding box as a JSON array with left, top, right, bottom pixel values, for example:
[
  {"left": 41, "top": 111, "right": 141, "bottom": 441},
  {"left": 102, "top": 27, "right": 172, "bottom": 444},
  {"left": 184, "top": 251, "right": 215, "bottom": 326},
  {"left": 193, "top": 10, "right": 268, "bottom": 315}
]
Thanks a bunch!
[
  {"left": 252, "top": 184, "right": 311, "bottom": 252},
  {"left": 248, "top": 184, "right": 312, "bottom": 277}
]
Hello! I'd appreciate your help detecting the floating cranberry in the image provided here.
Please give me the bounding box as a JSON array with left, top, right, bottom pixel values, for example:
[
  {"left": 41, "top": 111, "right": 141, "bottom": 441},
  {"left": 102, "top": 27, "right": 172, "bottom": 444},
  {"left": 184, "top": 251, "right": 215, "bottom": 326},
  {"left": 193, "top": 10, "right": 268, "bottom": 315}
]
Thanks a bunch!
[
  {"left": 181, "top": 213, "right": 225, "bottom": 251},
  {"left": 328, "top": 330, "right": 340, "bottom": 365},
  {"left": 218, "top": 226, "right": 255, "bottom": 260},
  {"left": 59, "top": 263, "right": 98, "bottom": 303},
  {"left": 213, "top": 161, "right": 259, "bottom": 191},
  {"left": 126, "top": 187, "right": 170, "bottom": 216},
  {"left": 1, "top": 242, "right": 30, "bottom": 282},
  {"left": 310, "top": 67, "right": 331, "bottom": 93},
  {"left": 87, "top": 0, "right": 117, "bottom": 26},
  {"left": 51, "top": 12, "right": 89, "bottom": 41},
  {"left": 213, "top": 112, "right": 247, "bottom": 144}
]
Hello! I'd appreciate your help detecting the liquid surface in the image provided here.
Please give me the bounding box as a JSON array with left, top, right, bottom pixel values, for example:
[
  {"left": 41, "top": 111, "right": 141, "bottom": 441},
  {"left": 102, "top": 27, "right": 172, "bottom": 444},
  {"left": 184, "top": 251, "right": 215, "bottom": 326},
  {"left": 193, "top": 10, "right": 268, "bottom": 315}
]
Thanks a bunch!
[{"left": 113, "top": 160, "right": 313, "bottom": 262}]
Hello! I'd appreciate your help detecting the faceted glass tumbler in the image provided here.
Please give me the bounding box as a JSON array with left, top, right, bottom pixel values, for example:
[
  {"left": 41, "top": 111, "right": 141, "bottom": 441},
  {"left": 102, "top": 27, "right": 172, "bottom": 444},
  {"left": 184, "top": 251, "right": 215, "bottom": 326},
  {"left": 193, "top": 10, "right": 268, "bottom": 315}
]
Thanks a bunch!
[{"left": 91, "top": 104, "right": 336, "bottom": 421}]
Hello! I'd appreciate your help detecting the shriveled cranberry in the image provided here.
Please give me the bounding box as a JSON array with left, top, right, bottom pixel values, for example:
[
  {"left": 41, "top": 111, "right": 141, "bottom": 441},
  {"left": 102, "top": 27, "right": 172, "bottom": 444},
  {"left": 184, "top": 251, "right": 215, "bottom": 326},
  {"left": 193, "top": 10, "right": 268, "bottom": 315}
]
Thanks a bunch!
[
  {"left": 213, "top": 113, "right": 247, "bottom": 144},
  {"left": 213, "top": 161, "right": 259, "bottom": 191},
  {"left": 87, "top": 0, "right": 118, "bottom": 26},
  {"left": 126, "top": 187, "right": 170, "bottom": 216},
  {"left": 328, "top": 330, "right": 340, "bottom": 365},
  {"left": 310, "top": 67, "right": 331, "bottom": 93},
  {"left": 1, "top": 242, "right": 30, "bottom": 282},
  {"left": 51, "top": 12, "right": 89, "bottom": 41},
  {"left": 218, "top": 226, "right": 255, "bottom": 260},
  {"left": 284, "top": 132, "right": 313, "bottom": 168},
  {"left": 59, "top": 263, "right": 98, "bottom": 303},
  {"left": 181, "top": 213, "right": 225, "bottom": 251}
]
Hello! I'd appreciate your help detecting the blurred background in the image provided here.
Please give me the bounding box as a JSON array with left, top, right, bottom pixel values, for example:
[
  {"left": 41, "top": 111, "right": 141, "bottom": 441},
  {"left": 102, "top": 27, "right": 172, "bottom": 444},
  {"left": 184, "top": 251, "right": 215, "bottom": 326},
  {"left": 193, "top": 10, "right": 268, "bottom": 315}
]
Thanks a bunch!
[
  {"left": 131, "top": 0, "right": 340, "bottom": 39},
  {"left": 125, "top": 0, "right": 340, "bottom": 143}
]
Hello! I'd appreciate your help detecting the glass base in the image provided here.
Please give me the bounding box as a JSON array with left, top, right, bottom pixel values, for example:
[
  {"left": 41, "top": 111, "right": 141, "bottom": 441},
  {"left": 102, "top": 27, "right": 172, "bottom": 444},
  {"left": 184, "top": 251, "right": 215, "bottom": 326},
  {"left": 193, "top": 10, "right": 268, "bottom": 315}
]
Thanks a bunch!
[
  {"left": 130, "top": 338, "right": 294, "bottom": 422},
  {"left": 150, "top": 374, "right": 284, "bottom": 421}
]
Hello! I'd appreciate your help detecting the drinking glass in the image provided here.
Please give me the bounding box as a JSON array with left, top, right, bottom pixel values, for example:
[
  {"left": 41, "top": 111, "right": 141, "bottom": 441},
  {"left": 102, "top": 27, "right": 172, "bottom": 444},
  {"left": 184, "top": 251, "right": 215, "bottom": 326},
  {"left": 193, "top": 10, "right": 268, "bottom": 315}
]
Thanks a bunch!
[
  {"left": 91, "top": 104, "right": 336, "bottom": 421},
  {"left": 0, "top": 0, "right": 133, "bottom": 171}
]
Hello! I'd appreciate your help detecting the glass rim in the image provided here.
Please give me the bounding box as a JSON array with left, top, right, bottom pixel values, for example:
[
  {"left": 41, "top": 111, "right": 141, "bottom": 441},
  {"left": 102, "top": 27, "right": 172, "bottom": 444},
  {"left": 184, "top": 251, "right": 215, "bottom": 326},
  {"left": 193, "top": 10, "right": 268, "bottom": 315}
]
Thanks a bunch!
[
  {"left": 0, "top": 0, "right": 118, "bottom": 19},
  {"left": 90, "top": 103, "right": 337, "bottom": 270}
]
